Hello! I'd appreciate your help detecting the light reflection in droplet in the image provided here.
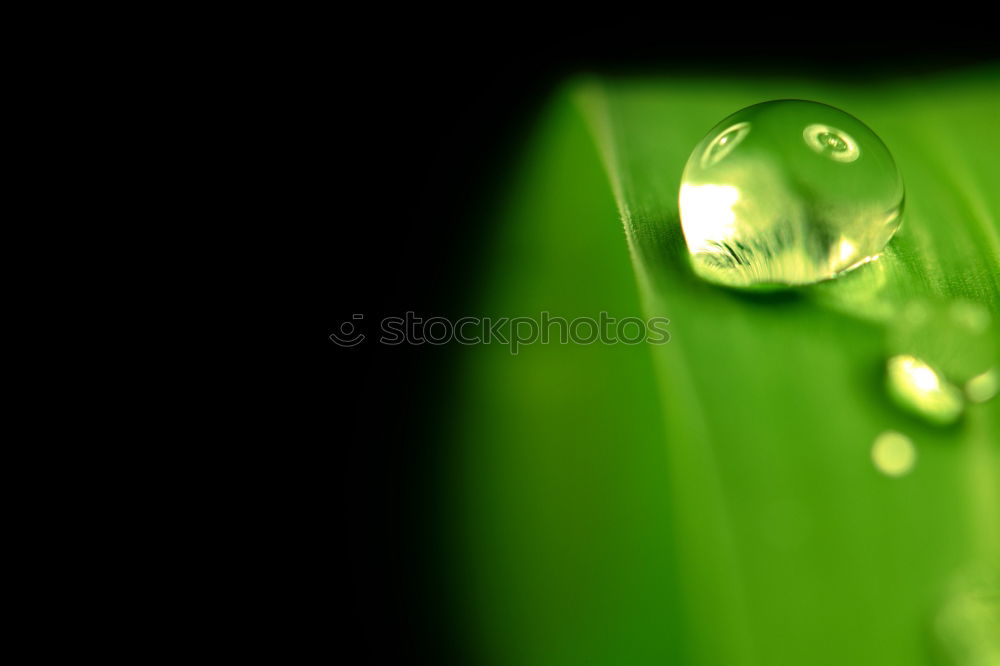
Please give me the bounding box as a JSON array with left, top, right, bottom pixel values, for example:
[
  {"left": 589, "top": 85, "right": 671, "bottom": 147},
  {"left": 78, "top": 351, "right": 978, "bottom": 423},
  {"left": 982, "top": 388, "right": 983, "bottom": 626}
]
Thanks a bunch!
[
  {"left": 678, "top": 184, "right": 740, "bottom": 254},
  {"left": 700, "top": 121, "right": 750, "bottom": 169},
  {"left": 803, "top": 123, "right": 860, "bottom": 163},
  {"left": 837, "top": 238, "right": 856, "bottom": 262},
  {"left": 871, "top": 431, "right": 916, "bottom": 477},
  {"left": 886, "top": 355, "right": 964, "bottom": 425}
]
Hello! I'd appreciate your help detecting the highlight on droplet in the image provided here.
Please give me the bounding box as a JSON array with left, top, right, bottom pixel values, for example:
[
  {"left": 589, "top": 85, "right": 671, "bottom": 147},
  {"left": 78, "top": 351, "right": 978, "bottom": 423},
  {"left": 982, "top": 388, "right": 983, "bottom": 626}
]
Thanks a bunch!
[
  {"left": 803, "top": 123, "right": 860, "bottom": 163},
  {"left": 871, "top": 430, "right": 916, "bottom": 478},
  {"left": 886, "top": 355, "right": 964, "bottom": 425},
  {"left": 678, "top": 184, "right": 741, "bottom": 254},
  {"left": 700, "top": 122, "right": 751, "bottom": 168}
]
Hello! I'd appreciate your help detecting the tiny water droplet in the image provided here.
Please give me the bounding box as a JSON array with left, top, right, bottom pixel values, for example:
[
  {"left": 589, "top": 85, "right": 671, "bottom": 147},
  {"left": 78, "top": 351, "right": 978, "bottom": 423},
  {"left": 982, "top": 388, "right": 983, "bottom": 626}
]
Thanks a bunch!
[
  {"left": 886, "top": 355, "right": 965, "bottom": 425},
  {"left": 871, "top": 430, "right": 916, "bottom": 477},
  {"left": 966, "top": 369, "right": 999, "bottom": 404},
  {"left": 680, "top": 100, "right": 903, "bottom": 288}
]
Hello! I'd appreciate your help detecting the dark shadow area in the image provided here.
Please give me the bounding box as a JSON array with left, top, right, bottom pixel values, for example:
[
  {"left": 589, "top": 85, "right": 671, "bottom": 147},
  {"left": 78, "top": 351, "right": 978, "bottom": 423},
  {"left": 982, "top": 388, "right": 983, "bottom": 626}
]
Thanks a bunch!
[{"left": 726, "top": 286, "right": 807, "bottom": 305}]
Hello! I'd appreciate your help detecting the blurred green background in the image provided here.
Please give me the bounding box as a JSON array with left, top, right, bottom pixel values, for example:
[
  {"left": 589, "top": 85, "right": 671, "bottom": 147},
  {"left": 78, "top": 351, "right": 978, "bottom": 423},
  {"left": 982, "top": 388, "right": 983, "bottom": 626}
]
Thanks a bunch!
[{"left": 440, "top": 67, "right": 1000, "bottom": 666}]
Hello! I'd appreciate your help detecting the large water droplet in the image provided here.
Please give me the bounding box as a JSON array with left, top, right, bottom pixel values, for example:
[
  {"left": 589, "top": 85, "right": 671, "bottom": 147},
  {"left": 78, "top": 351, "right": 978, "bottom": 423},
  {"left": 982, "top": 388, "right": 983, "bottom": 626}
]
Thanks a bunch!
[{"left": 679, "top": 100, "right": 904, "bottom": 288}]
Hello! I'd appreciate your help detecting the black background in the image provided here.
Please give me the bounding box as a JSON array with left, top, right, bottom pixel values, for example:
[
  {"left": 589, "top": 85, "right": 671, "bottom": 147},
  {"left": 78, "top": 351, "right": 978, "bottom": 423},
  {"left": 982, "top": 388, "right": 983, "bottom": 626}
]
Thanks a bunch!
[{"left": 318, "top": 28, "right": 997, "bottom": 665}]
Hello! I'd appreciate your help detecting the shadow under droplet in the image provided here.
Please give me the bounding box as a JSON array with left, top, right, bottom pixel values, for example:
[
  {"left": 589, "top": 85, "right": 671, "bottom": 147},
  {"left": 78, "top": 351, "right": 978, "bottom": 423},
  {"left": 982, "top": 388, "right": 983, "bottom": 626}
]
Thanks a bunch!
[{"left": 721, "top": 286, "right": 805, "bottom": 305}]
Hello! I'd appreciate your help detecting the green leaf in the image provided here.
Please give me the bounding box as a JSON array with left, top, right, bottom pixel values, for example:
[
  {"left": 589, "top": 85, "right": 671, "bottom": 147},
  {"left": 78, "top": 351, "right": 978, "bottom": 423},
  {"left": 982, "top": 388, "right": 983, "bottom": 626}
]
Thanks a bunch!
[{"left": 449, "top": 68, "right": 1000, "bottom": 666}]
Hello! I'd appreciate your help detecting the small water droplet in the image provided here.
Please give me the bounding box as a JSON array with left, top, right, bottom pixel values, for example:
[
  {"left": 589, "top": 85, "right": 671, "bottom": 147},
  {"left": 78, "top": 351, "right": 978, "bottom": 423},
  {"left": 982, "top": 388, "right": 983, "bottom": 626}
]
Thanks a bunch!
[
  {"left": 680, "top": 100, "right": 903, "bottom": 288},
  {"left": 886, "top": 355, "right": 965, "bottom": 425},
  {"left": 871, "top": 430, "right": 916, "bottom": 477},
  {"left": 966, "top": 369, "right": 999, "bottom": 404},
  {"left": 887, "top": 299, "right": 998, "bottom": 420}
]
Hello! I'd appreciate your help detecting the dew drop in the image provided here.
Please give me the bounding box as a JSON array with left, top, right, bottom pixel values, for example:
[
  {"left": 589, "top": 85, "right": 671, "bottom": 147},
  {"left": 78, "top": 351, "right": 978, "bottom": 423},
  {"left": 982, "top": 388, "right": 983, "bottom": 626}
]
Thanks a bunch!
[
  {"left": 886, "top": 299, "right": 998, "bottom": 420},
  {"left": 966, "top": 369, "right": 999, "bottom": 404},
  {"left": 886, "top": 355, "right": 965, "bottom": 425},
  {"left": 679, "top": 100, "right": 903, "bottom": 288},
  {"left": 871, "top": 430, "right": 916, "bottom": 477}
]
